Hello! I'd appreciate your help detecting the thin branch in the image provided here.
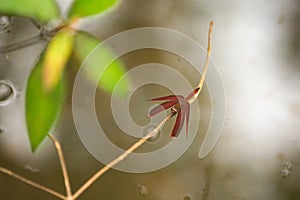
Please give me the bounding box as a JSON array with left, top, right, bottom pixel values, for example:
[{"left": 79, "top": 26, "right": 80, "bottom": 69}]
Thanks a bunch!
[
  {"left": 72, "top": 114, "right": 172, "bottom": 200},
  {"left": 197, "top": 20, "right": 214, "bottom": 91},
  {"left": 0, "top": 166, "right": 66, "bottom": 199},
  {"left": 0, "top": 21, "right": 69, "bottom": 55},
  {"left": 0, "top": 33, "right": 43, "bottom": 54},
  {"left": 48, "top": 134, "right": 73, "bottom": 198}
]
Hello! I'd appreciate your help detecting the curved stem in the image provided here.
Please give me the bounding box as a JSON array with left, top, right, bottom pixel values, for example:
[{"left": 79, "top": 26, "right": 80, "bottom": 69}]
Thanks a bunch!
[{"left": 193, "top": 21, "right": 214, "bottom": 100}]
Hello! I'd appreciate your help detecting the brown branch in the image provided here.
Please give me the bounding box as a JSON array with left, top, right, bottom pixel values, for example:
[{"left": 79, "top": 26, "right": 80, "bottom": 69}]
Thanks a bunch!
[
  {"left": 0, "top": 166, "right": 66, "bottom": 199},
  {"left": 48, "top": 134, "right": 73, "bottom": 199},
  {"left": 72, "top": 114, "right": 172, "bottom": 200}
]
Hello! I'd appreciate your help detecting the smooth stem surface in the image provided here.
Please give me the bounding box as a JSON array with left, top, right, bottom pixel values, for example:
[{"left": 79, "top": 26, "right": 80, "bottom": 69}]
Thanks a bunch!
[
  {"left": 0, "top": 166, "right": 66, "bottom": 199},
  {"left": 0, "top": 114, "right": 170, "bottom": 200},
  {"left": 72, "top": 114, "right": 172, "bottom": 199},
  {"left": 0, "top": 21, "right": 72, "bottom": 54},
  {"left": 48, "top": 134, "right": 73, "bottom": 198},
  {"left": 0, "top": 34, "right": 42, "bottom": 54},
  {"left": 194, "top": 20, "right": 214, "bottom": 100}
]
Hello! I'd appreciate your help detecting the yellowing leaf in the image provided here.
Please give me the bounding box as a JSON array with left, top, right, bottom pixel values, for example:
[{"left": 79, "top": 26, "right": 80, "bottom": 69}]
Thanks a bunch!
[
  {"left": 43, "top": 29, "right": 73, "bottom": 91},
  {"left": 26, "top": 57, "right": 65, "bottom": 152},
  {"left": 68, "top": 0, "right": 119, "bottom": 19},
  {"left": 73, "top": 31, "right": 128, "bottom": 97},
  {"left": 0, "top": 0, "right": 59, "bottom": 23}
]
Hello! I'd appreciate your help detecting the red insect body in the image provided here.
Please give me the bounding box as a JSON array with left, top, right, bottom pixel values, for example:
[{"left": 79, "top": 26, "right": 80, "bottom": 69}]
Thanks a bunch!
[{"left": 148, "top": 88, "right": 199, "bottom": 137}]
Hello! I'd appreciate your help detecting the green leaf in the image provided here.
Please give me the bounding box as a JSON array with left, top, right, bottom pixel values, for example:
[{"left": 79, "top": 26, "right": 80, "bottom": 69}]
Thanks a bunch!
[
  {"left": 68, "top": 0, "right": 119, "bottom": 19},
  {"left": 26, "top": 57, "right": 65, "bottom": 152},
  {"left": 73, "top": 31, "right": 128, "bottom": 97},
  {"left": 43, "top": 29, "right": 74, "bottom": 91},
  {"left": 0, "top": 0, "right": 60, "bottom": 23}
]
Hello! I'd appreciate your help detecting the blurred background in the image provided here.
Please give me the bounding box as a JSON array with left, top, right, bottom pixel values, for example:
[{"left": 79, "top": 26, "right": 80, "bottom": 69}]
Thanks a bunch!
[{"left": 1, "top": 0, "right": 300, "bottom": 199}]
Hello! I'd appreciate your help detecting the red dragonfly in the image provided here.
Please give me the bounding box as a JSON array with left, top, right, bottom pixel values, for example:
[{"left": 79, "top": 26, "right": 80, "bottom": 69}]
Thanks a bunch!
[
  {"left": 147, "top": 21, "right": 214, "bottom": 138},
  {"left": 148, "top": 88, "right": 200, "bottom": 137}
]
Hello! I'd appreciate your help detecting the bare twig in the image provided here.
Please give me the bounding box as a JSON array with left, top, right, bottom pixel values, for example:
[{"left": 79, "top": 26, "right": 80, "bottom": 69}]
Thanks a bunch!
[
  {"left": 0, "top": 21, "right": 69, "bottom": 54},
  {"left": 72, "top": 114, "right": 172, "bottom": 200},
  {"left": 197, "top": 21, "right": 214, "bottom": 91},
  {"left": 0, "top": 34, "right": 43, "bottom": 54},
  {"left": 0, "top": 166, "right": 66, "bottom": 199},
  {"left": 48, "top": 134, "right": 73, "bottom": 199}
]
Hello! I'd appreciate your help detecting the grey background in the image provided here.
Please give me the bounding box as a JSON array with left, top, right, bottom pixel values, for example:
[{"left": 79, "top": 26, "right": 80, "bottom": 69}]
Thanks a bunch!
[{"left": 0, "top": 0, "right": 300, "bottom": 199}]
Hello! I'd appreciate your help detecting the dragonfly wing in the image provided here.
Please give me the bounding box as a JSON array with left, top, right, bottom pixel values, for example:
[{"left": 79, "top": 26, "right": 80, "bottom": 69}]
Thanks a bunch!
[
  {"left": 149, "top": 95, "right": 184, "bottom": 101},
  {"left": 171, "top": 108, "right": 186, "bottom": 137},
  {"left": 185, "top": 103, "right": 190, "bottom": 138},
  {"left": 148, "top": 101, "right": 175, "bottom": 117}
]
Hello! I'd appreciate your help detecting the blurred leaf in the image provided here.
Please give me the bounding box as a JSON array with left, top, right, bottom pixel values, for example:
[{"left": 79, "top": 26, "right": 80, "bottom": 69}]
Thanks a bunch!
[
  {"left": 43, "top": 29, "right": 73, "bottom": 91},
  {"left": 68, "top": 0, "right": 118, "bottom": 19},
  {"left": 73, "top": 31, "right": 128, "bottom": 97},
  {"left": 26, "top": 57, "right": 65, "bottom": 152},
  {"left": 0, "top": 0, "right": 60, "bottom": 23}
]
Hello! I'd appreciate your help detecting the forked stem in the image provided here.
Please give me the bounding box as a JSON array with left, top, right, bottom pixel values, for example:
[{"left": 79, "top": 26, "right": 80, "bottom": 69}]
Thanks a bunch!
[{"left": 0, "top": 114, "right": 171, "bottom": 200}]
